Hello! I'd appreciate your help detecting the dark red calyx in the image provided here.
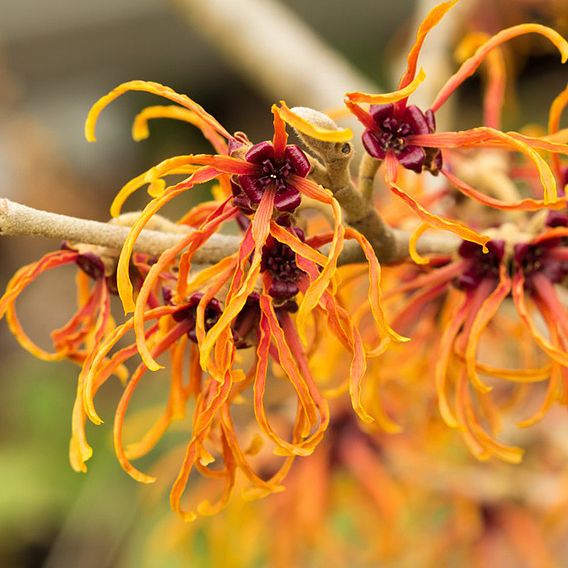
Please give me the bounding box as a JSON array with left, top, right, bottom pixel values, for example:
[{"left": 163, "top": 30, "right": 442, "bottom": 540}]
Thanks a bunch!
[
  {"left": 171, "top": 292, "right": 222, "bottom": 342},
  {"left": 455, "top": 240, "right": 505, "bottom": 290},
  {"left": 76, "top": 252, "right": 106, "bottom": 280},
  {"left": 361, "top": 103, "right": 442, "bottom": 174},
  {"left": 261, "top": 227, "right": 305, "bottom": 300},
  {"left": 235, "top": 141, "right": 310, "bottom": 213},
  {"left": 515, "top": 239, "right": 568, "bottom": 292}
]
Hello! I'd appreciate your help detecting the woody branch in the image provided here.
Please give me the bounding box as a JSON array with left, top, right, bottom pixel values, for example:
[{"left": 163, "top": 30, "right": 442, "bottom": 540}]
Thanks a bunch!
[{"left": 0, "top": 198, "right": 459, "bottom": 264}]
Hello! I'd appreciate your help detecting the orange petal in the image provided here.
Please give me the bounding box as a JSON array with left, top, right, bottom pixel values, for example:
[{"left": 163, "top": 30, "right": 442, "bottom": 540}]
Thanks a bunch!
[
  {"left": 85, "top": 80, "right": 232, "bottom": 142},
  {"left": 548, "top": 84, "right": 568, "bottom": 180},
  {"left": 291, "top": 177, "right": 345, "bottom": 343},
  {"left": 116, "top": 166, "right": 220, "bottom": 314},
  {"left": 131, "top": 105, "right": 228, "bottom": 154},
  {"left": 412, "top": 127, "right": 560, "bottom": 203},
  {"left": 408, "top": 222, "right": 432, "bottom": 265},
  {"left": 271, "top": 104, "right": 289, "bottom": 157},
  {"left": 443, "top": 168, "right": 568, "bottom": 211},
  {"left": 347, "top": 68, "right": 426, "bottom": 105},
  {"left": 199, "top": 190, "right": 274, "bottom": 374},
  {"left": 464, "top": 266, "right": 511, "bottom": 393},
  {"left": 277, "top": 101, "right": 353, "bottom": 142},
  {"left": 432, "top": 23, "right": 568, "bottom": 112},
  {"left": 398, "top": 0, "right": 458, "bottom": 90},
  {"left": 456, "top": 31, "right": 506, "bottom": 129}
]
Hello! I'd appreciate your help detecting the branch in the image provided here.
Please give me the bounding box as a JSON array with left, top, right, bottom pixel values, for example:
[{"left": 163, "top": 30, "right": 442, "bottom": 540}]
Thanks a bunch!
[
  {"left": 0, "top": 199, "right": 239, "bottom": 264},
  {"left": 0, "top": 199, "right": 460, "bottom": 266},
  {"left": 169, "top": 0, "right": 378, "bottom": 109}
]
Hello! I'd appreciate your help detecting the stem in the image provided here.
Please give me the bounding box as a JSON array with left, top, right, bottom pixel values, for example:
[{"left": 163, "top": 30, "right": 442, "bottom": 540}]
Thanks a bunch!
[
  {"left": 169, "top": 0, "right": 378, "bottom": 109},
  {"left": 0, "top": 198, "right": 460, "bottom": 266},
  {"left": 0, "top": 199, "right": 239, "bottom": 264}
]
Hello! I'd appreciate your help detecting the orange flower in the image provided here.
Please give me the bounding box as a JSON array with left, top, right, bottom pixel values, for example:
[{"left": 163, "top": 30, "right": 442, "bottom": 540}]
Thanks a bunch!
[
  {"left": 345, "top": 0, "right": 568, "bottom": 243},
  {"left": 0, "top": 245, "right": 154, "bottom": 471}
]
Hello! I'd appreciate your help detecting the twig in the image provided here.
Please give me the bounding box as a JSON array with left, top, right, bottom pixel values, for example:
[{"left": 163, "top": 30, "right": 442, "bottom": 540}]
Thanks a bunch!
[
  {"left": 169, "top": 0, "right": 378, "bottom": 110},
  {"left": 0, "top": 199, "right": 239, "bottom": 264},
  {"left": 293, "top": 107, "right": 397, "bottom": 262},
  {"left": 0, "top": 199, "right": 460, "bottom": 266}
]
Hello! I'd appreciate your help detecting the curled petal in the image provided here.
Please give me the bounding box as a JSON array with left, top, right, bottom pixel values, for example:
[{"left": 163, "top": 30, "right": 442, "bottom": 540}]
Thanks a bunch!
[
  {"left": 113, "top": 318, "right": 193, "bottom": 484},
  {"left": 435, "top": 294, "right": 469, "bottom": 427},
  {"left": 443, "top": 168, "right": 568, "bottom": 211},
  {"left": 548, "top": 84, "right": 568, "bottom": 180},
  {"left": 70, "top": 284, "right": 110, "bottom": 472},
  {"left": 456, "top": 32, "right": 506, "bottom": 129},
  {"left": 131, "top": 105, "right": 228, "bottom": 155},
  {"left": 512, "top": 272, "right": 568, "bottom": 367},
  {"left": 409, "top": 223, "right": 431, "bottom": 265},
  {"left": 384, "top": 154, "right": 490, "bottom": 249},
  {"left": 464, "top": 266, "right": 511, "bottom": 393},
  {"left": 116, "top": 166, "right": 221, "bottom": 314},
  {"left": 344, "top": 227, "right": 408, "bottom": 344},
  {"left": 398, "top": 0, "right": 457, "bottom": 89},
  {"left": 290, "top": 177, "right": 345, "bottom": 343},
  {"left": 432, "top": 24, "right": 568, "bottom": 112},
  {"left": 85, "top": 80, "right": 232, "bottom": 142},
  {"left": 412, "top": 127, "right": 561, "bottom": 204},
  {"left": 133, "top": 203, "right": 236, "bottom": 372},
  {"left": 110, "top": 156, "right": 200, "bottom": 217},
  {"left": 199, "top": 191, "right": 275, "bottom": 373},
  {"left": 277, "top": 101, "right": 352, "bottom": 142},
  {"left": 346, "top": 68, "right": 426, "bottom": 105},
  {"left": 83, "top": 305, "right": 176, "bottom": 424},
  {"left": 170, "top": 372, "right": 233, "bottom": 521},
  {"left": 1, "top": 251, "right": 80, "bottom": 361}
]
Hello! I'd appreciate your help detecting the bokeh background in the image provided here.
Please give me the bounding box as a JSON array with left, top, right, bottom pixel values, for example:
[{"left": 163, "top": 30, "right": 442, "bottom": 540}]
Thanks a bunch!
[{"left": 0, "top": 0, "right": 567, "bottom": 566}]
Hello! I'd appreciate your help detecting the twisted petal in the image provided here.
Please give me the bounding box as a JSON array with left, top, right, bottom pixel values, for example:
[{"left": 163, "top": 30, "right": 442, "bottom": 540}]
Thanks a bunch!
[
  {"left": 199, "top": 190, "right": 275, "bottom": 374},
  {"left": 548, "top": 84, "right": 568, "bottom": 180},
  {"left": 432, "top": 24, "right": 568, "bottom": 112},
  {"left": 464, "top": 266, "right": 511, "bottom": 394},
  {"left": 456, "top": 32, "right": 506, "bottom": 129},
  {"left": 133, "top": 202, "right": 236, "bottom": 372},
  {"left": 398, "top": 0, "right": 457, "bottom": 90},
  {"left": 443, "top": 168, "right": 568, "bottom": 211},
  {"left": 116, "top": 166, "right": 221, "bottom": 314},
  {"left": 131, "top": 105, "right": 229, "bottom": 155},
  {"left": 1, "top": 251, "right": 79, "bottom": 361},
  {"left": 346, "top": 69, "right": 426, "bottom": 105},
  {"left": 384, "top": 153, "right": 490, "bottom": 249},
  {"left": 277, "top": 101, "right": 352, "bottom": 143},
  {"left": 411, "top": 127, "right": 562, "bottom": 204},
  {"left": 289, "top": 176, "right": 345, "bottom": 343},
  {"left": 86, "top": 80, "right": 232, "bottom": 142}
]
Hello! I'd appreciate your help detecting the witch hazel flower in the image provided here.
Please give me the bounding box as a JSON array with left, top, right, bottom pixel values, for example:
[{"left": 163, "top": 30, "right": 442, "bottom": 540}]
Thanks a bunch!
[
  {"left": 361, "top": 103, "right": 441, "bottom": 175},
  {"left": 0, "top": 243, "right": 164, "bottom": 472},
  {"left": 236, "top": 141, "right": 310, "bottom": 213},
  {"left": 345, "top": 0, "right": 568, "bottom": 251}
]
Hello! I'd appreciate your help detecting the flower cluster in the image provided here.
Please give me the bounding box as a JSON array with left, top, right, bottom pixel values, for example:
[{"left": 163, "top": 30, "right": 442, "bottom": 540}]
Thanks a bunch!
[{"left": 1, "top": 0, "right": 568, "bottom": 526}]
